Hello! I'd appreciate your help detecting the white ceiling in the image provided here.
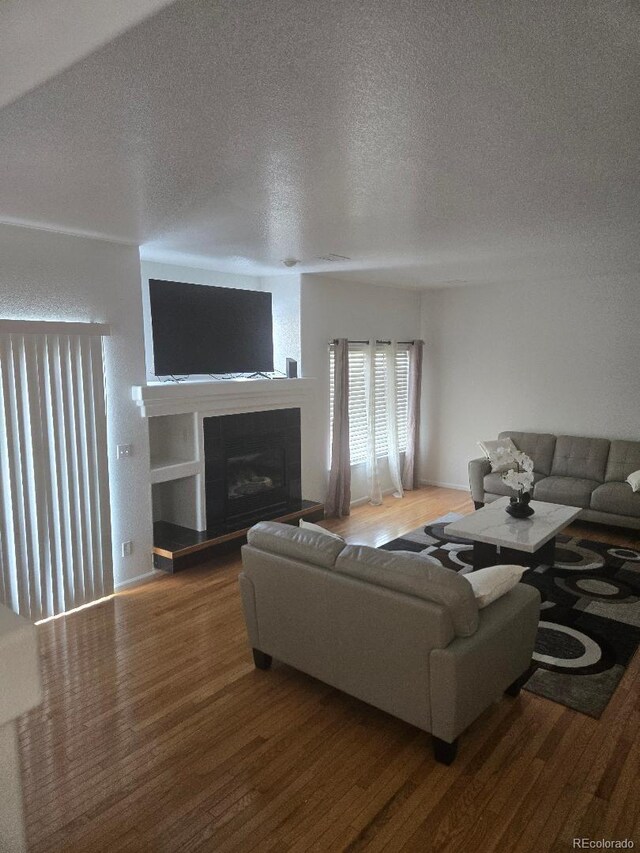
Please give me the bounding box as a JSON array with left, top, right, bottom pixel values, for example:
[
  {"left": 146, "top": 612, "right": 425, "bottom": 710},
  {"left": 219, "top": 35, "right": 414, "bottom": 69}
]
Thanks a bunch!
[
  {"left": 1, "top": 0, "right": 639, "bottom": 287},
  {"left": 0, "top": 0, "right": 176, "bottom": 109}
]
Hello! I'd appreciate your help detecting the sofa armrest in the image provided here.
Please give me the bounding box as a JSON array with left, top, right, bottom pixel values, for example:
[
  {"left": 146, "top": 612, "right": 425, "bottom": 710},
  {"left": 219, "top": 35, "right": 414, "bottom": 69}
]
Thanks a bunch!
[
  {"left": 468, "top": 457, "right": 491, "bottom": 504},
  {"left": 429, "top": 583, "right": 540, "bottom": 743}
]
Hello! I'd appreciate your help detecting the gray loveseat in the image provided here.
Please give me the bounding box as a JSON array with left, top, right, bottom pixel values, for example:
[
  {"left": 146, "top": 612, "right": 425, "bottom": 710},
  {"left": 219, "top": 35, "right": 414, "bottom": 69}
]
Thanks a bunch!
[
  {"left": 469, "top": 431, "right": 640, "bottom": 529},
  {"left": 239, "top": 521, "right": 540, "bottom": 764}
]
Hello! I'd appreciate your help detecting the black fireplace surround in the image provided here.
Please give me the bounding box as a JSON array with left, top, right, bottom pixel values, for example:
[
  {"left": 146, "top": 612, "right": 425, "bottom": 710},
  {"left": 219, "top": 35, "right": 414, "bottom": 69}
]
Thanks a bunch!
[{"left": 204, "top": 408, "right": 302, "bottom": 530}]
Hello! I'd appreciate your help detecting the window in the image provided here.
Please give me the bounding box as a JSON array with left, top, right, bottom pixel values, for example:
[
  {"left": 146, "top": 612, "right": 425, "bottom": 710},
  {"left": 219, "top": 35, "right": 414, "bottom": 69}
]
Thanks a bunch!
[{"left": 329, "top": 344, "right": 409, "bottom": 465}]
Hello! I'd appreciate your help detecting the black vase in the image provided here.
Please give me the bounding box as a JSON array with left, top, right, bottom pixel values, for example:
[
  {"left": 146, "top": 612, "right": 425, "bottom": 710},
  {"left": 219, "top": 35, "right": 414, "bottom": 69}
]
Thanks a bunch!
[{"left": 505, "top": 492, "right": 535, "bottom": 518}]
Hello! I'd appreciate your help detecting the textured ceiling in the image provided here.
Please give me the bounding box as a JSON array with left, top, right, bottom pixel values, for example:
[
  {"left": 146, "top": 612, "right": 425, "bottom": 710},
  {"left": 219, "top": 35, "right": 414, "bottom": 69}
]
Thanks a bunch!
[
  {"left": 0, "top": 0, "right": 175, "bottom": 109},
  {"left": 1, "top": 0, "right": 639, "bottom": 286}
]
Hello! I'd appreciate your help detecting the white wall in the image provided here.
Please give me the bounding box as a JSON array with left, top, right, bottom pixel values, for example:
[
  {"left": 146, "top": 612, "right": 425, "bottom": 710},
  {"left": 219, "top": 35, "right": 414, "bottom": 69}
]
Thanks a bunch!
[
  {"left": 258, "top": 275, "right": 301, "bottom": 374},
  {"left": 420, "top": 274, "right": 640, "bottom": 488},
  {"left": 300, "top": 274, "right": 422, "bottom": 504},
  {"left": 140, "top": 261, "right": 301, "bottom": 378},
  {"left": 0, "top": 223, "right": 152, "bottom": 587},
  {"left": 0, "top": 0, "right": 176, "bottom": 108}
]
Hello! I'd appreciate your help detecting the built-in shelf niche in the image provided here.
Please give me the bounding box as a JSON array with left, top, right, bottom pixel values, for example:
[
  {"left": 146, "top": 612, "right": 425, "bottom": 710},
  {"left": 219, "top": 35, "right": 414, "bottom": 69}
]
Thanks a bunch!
[
  {"left": 133, "top": 378, "right": 318, "bottom": 541},
  {"left": 152, "top": 475, "right": 200, "bottom": 531},
  {"left": 149, "top": 413, "right": 197, "bottom": 479}
]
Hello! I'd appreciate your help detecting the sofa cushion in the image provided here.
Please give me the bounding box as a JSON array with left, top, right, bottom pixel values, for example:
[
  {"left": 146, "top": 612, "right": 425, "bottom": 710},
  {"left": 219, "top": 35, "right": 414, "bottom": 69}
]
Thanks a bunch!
[
  {"left": 247, "top": 521, "right": 345, "bottom": 569},
  {"left": 533, "top": 476, "right": 598, "bottom": 508},
  {"left": 590, "top": 482, "right": 640, "bottom": 518},
  {"left": 550, "top": 435, "right": 610, "bottom": 482},
  {"left": 605, "top": 440, "right": 640, "bottom": 483},
  {"left": 498, "top": 431, "right": 556, "bottom": 476},
  {"left": 484, "top": 471, "right": 545, "bottom": 498},
  {"left": 335, "top": 545, "right": 479, "bottom": 637}
]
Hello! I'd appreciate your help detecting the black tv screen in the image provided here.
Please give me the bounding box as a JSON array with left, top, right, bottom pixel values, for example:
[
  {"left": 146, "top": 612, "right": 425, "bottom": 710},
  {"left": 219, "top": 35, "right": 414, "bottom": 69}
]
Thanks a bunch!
[{"left": 150, "top": 279, "right": 274, "bottom": 376}]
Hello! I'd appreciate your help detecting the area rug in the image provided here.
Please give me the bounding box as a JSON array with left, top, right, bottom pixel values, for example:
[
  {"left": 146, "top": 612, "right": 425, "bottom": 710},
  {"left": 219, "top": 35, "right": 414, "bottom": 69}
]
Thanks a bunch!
[{"left": 380, "top": 513, "right": 640, "bottom": 718}]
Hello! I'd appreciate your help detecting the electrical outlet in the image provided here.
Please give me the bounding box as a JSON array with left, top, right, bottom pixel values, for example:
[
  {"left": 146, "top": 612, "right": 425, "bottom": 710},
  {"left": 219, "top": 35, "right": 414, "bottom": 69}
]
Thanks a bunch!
[
  {"left": 117, "top": 444, "right": 132, "bottom": 459},
  {"left": 121, "top": 541, "right": 133, "bottom": 557}
]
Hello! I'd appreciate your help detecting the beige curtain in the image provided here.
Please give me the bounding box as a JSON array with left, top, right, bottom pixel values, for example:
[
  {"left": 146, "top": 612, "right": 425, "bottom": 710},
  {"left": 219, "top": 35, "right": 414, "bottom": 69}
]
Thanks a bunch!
[
  {"left": 386, "top": 340, "right": 404, "bottom": 499},
  {"left": 401, "top": 339, "right": 424, "bottom": 491},
  {"left": 364, "top": 341, "right": 382, "bottom": 506},
  {"left": 326, "top": 338, "right": 351, "bottom": 517}
]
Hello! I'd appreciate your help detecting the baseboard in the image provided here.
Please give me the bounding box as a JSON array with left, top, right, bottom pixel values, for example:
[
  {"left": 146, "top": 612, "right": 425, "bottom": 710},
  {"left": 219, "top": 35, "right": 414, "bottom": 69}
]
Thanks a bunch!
[
  {"left": 350, "top": 487, "right": 399, "bottom": 507},
  {"left": 350, "top": 496, "right": 370, "bottom": 508},
  {"left": 351, "top": 481, "right": 470, "bottom": 505},
  {"left": 419, "top": 479, "right": 469, "bottom": 492},
  {"left": 115, "top": 569, "right": 163, "bottom": 591}
]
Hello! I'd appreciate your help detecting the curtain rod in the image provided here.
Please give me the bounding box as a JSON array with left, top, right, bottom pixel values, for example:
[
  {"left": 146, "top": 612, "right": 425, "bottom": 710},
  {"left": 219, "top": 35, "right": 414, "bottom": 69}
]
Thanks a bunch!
[{"left": 329, "top": 339, "right": 414, "bottom": 345}]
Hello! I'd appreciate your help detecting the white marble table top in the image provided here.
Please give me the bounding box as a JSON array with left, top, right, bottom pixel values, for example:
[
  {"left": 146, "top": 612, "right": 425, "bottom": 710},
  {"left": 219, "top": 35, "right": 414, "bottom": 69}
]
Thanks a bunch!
[{"left": 444, "top": 497, "right": 581, "bottom": 553}]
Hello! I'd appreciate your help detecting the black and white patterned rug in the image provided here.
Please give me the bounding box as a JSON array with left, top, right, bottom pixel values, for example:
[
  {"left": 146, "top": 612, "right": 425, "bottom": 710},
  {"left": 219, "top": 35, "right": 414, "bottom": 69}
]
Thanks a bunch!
[{"left": 380, "top": 513, "right": 640, "bottom": 718}]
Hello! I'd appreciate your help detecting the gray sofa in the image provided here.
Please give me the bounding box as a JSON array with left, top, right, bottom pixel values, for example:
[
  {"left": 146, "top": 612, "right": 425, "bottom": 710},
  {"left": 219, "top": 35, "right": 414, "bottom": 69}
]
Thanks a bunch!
[
  {"left": 239, "top": 521, "right": 540, "bottom": 764},
  {"left": 469, "top": 431, "right": 640, "bottom": 529}
]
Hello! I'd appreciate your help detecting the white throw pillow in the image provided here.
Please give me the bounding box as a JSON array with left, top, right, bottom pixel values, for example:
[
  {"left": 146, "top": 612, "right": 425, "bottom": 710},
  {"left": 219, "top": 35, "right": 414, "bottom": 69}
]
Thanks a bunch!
[
  {"left": 626, "top": 470, "right": 640, "bottom": 493},
  {"left": 464, "top": 564, "right": 524, "bottom": 608},
  {"left": 299, "top": 519, "right": 345, "bottom": 541},
  {"left": 477, "top": 437, "right": 518, "bottom": 473}
]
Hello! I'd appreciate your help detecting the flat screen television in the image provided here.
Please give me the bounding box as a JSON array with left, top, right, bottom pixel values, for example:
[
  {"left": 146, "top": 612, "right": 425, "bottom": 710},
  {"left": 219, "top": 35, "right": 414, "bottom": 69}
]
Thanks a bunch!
[{"left": 149, "top": 279, "right": 274, "bottom": 376}]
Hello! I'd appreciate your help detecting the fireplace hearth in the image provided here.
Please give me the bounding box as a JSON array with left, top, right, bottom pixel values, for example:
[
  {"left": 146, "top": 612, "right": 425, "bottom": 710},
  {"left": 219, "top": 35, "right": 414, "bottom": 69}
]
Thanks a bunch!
[{"left": 204, "top": 408, "right": 301, "bottom": 529}]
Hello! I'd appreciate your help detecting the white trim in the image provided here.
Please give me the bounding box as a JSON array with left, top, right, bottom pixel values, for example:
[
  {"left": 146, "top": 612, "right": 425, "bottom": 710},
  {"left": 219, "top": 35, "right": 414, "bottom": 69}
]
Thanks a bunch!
[
  {"left": 0, "top": 216, "right": 139, "bottom": 247},
  {"left": 0, "top": 319, "right": 110, "bottom": 337},
  {"left": 350, "top": 480, "right": 469, "bottom": 506},
  {"left": 115, "top": 569, "right": 163, "bottom": 591},
  {"left": 350, "top": 486, "right": 398, "bottom": 507},
  {"left": 350, "top": 495, "right": 372, "bottom": 508},
  {"left": 132, "top": 377, "right": 316, "bottom": 418},
  {"left": 419, "top": 479, "right": 469, "bottom": 491}
]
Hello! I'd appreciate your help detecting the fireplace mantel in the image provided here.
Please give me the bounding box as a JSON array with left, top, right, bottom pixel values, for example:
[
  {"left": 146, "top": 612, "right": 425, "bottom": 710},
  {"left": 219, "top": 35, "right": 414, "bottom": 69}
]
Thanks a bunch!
[
  {"left": 134, "top": 377, "right": 320, "bottom": 544},
  {"left": 132, "top": 377, "right": 316, "bottom": 418}
]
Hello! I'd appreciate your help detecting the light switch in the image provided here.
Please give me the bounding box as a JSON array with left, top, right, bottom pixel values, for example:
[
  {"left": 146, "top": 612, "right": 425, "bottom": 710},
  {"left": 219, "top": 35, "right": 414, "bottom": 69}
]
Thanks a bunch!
[{"left": 117, "top": 444, "right": 132, "bottom": 459}]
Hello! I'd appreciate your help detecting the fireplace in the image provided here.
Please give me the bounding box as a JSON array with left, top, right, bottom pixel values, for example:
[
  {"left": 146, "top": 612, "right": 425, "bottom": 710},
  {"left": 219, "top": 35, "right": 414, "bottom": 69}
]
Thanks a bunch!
[{"left": 204, "top": 408, "right": 301, "bottom": 529}]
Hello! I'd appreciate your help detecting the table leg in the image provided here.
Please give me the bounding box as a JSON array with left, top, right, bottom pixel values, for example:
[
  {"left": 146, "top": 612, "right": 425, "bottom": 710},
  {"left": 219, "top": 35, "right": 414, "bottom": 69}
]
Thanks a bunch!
[
  {"left": 473, "top": 541, "right": 500, "bottom": 570},
  {"left": 488, "top": 536, "right": 557, "bottom": 570},
  {"left": 534, "top": 536, "right": 556, "bottom": 567}
]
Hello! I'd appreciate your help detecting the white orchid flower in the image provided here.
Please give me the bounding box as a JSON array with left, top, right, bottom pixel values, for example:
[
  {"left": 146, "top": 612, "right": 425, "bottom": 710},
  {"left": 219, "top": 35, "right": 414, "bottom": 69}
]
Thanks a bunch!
[{"left": 500, "top": 450, "right": 534, "bottom": 495}]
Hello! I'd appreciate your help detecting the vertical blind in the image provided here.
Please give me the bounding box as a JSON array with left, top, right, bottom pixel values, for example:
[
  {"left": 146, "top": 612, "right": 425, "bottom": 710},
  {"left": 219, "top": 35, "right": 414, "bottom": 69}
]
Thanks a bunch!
[
  {"left": 330, "top": 344, "right": 409, "bottom": 465},
  {"left": 0, "top": 322, "right": 112, "bottom": 621}
]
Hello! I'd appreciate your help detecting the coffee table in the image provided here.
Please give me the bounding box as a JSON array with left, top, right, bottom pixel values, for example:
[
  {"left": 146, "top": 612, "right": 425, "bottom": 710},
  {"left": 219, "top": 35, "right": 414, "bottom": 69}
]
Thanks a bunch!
[{"left": 444, "top": 497, "right": 581, "bottom": 570}]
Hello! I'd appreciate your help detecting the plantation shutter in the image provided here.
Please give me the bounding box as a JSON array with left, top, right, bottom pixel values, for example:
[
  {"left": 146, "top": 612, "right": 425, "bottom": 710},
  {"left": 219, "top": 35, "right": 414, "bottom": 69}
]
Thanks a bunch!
[{"left": 330, "top": 344, "right": 410, "bottom": 465}]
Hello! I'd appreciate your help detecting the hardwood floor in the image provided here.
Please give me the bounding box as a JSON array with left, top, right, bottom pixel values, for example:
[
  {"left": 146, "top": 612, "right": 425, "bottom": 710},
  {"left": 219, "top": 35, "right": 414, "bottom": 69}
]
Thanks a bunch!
[{"left": 19, "top": 488, "right": 640, "bottom": 852}]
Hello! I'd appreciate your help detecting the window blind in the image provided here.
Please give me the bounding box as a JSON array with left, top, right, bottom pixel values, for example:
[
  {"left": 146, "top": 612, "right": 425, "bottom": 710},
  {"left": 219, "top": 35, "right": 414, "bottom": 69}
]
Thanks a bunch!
[
  {"left": 330, "top": 344, "right": 409, "bottom": 465},
  {"left": 0, "top": 325, "right": 112, "bottom": 621}
]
